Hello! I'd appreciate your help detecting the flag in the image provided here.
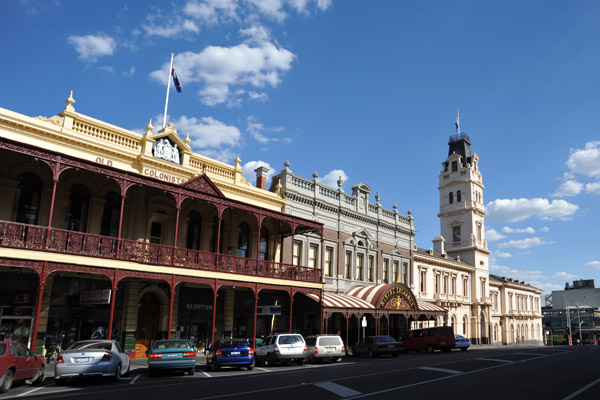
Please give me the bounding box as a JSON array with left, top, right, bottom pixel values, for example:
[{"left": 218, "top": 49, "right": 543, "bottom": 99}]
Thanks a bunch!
[
  {"left": 172, "top": 66, "right": 182, "bottom": 93},
  {"left": 455, "top": 109, "right": 460, "bottom": 134}
]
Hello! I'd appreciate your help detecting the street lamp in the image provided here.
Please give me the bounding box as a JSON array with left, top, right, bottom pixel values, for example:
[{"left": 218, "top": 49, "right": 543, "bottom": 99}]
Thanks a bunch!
[
  {"left": 576, "top": 304, "right": 583, "bottom": 345},
  {"left": 564, "top": 295, "right": 572, "bottom": 346}
]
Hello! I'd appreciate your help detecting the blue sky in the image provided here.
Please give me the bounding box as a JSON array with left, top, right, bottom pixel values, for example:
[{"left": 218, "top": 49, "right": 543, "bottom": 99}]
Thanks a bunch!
[{"left": 3, "top": 0, "right": 600, "bottom": 297}]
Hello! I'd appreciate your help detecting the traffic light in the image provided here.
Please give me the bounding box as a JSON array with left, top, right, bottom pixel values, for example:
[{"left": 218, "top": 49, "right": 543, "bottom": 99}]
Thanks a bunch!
[{"left": 566, "top": 326, "right": 570, "bottom": 334}]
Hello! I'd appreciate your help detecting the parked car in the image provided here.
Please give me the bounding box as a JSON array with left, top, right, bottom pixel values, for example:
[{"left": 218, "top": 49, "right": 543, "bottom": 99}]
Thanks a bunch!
[
  {"left": 304, "top": 334, "right": 345, "bottom": 363},
  {"left": 206, "top": 339, "right": 254, "bottom": 371},
  {"left": 0, "top": 341, "right": 45, "bottom": 394},
  {"left": 402, "top": 326, "right": 456, "bottom": 353},
  {"left": 454, "top": 335, "right": 470, "bottom": 351},
  {"left": 147, "top": 339, "right": 197, "bottom": 376},
  {"left": 255, "top": 333, "right": 307, "bottom": 366},
  {"left": 353, "top": 336, "right": 403, "bottom": 357},
  {"left": 54, "top": 340, "right": 130, "bottom": 384}
]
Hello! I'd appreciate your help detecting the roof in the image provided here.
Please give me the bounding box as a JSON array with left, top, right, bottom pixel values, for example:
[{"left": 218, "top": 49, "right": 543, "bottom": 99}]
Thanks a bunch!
[{"left": 304, "top": 293, "right": 375, "bottom": 309}]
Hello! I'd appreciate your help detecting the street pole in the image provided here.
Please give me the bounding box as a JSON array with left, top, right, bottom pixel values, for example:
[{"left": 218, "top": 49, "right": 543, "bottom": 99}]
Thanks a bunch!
[
  {"left": 564, "top": 295, "right": 572, "bottom": 346},
  {"left": 577, "top": 304, "right": 582, "bottom": 345}
]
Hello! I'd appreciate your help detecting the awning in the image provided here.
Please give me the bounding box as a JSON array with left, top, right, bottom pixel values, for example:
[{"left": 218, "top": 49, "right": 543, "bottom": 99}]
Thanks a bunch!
[
  {"left": 304, "top": 293, "right": 375, "bottom": 309},
  {"left": 416, "top": 300, "right": 447, "bottom": 312}
]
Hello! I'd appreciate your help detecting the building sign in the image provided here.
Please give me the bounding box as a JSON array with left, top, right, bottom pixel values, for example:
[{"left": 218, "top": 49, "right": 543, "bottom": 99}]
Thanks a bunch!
[
  {"left": 186, "top": 304, "right": 213, "bottom": 311},
  {"left": 80, "top": 289, "right": 112, "bottom": 305},
  {"left": 379, "top": 285, "right": 416, "bottom": 310},
  {"left": 257, "top": 305, "right": 281, "bottom": 316},
  {"left": 143, "top": 168, "right": 188, "bottom": 184}
]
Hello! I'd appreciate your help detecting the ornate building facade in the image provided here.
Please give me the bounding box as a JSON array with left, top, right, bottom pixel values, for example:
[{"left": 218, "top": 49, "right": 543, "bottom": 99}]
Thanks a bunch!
[{"left": 0, "top": 93, "right": 324, "bottom": 353}]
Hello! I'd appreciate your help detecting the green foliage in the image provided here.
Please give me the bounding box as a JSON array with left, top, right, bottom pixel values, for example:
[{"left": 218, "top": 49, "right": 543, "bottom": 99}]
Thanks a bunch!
[{"left": 550, "top": 335, "right": 566, "bottom": 345}]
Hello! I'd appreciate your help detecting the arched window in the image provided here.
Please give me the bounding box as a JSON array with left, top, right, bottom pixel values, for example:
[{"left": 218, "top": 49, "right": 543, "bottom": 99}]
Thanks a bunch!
[
  {"left": 452, "top": 226, "right": 461, "bottom": 243},
  {"left": 259, "top": 227, "right": 269, "bottom": 260},
  {"left": 12, "top": 172, "right": 42, "bottom": 225},
  {"left": 463, "top": 316, "right": 468, "bottom": 336},
  {"left": 237, "top": 222, "right": 250, "bottom": 258},
  {"left": 100, "top": 192, "right": 121, "bottom": 237},
  {"left": 66, "top": 184, "right": 89, "bottom": 232},
  {"left": 456, "top": 190, "right": 461, "bottom": 202},
  {"left": 186, "top": 211, "right": 202, "bottom": 250},
  {"left": 449, "top": 192, "right": 454, "bottom": 204}
]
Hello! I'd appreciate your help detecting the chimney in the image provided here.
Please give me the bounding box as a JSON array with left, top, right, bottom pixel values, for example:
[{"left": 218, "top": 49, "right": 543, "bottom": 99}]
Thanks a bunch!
[
  {"left": 254, "top": 166, "right": 269, "bottom": 190},
  {"left": 432, "top": 236, "right": 445, "bottom": 255}
]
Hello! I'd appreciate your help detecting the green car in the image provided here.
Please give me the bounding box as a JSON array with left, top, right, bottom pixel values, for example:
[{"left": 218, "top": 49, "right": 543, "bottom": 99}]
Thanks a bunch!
[{"left": 147, "top": 340, "right": 197, "bottom": 376}]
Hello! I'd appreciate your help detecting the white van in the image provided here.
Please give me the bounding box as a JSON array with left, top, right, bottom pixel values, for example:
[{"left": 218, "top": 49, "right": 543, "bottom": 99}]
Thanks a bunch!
[{"left": 304, "top": 334, "right": 345, "bottom": 363}]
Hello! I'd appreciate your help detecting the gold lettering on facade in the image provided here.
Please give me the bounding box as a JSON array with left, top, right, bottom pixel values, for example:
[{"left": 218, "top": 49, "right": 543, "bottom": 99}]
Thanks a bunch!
[{"left": 379, "top": 286, "right": 415, "bottom": 309}]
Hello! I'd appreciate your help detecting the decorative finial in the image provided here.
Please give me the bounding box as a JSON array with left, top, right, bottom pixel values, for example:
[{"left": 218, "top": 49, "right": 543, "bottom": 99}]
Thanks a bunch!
[
  {"left": 145, "top": 118, "right": 153, "bottom": 134},
  {"left": 375, "top": 192, "right": 380, "bottom": 203},
  {"left": 65, "top": 90, "right": 76, "bottom": 111},
  {"left": 184, "top": 131, "right": 191, "bottom": 144},
  {"left": 337, "top": 176, "right": 344, "bottom": 189},
  {"left": 284, "top": 160, "right": 291, "bottom": 169},
  {"left": 393, "top": 203, "right": 398, "bottom": 211},
  {"left": 408, "top": 209, "right": 412, "bottom": 216},
  {"left": 235, "top": 156, "right": 241, "bottom": 165},
  {"left": 312, "top": 171, "right": 319, "bottom": 180}
]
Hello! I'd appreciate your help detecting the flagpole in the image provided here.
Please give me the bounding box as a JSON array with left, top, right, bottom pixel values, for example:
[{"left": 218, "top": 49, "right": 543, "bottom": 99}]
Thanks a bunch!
[{"left": 163, "top": 53, "right": 174, "bottom": 128}]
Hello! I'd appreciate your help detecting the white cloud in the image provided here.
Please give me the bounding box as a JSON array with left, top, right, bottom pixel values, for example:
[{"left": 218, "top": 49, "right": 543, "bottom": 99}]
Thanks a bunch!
[
  {"left": 184, "top": 0, "right": 240, "bottom": 25},
  {"left": 497, "top": 237, "right": 550, "bottom": 249},
  {"left": 320, "top": 169, "right": 348, "bottom": 189},
  {"left": 494, "top": 251, "right": 512, "bottom": 259},
  {"left": 585, "top": 261, "right": 600, "bottom": 270},
  {"left": 585, "top": 181, "right": 600, "bottom": 194},
  {"left": 566, "top": 141, "right": 600, "bottom": 178},
  {"left": 552, "top": 179, "right": 584, "bottom": 197},
  {"left": 122, "top": 66, "right": 136, "bottom": 77},
  {"left": 158, "top": 114, "right": 241, "bottom": 149},
  {"left": 246, "top": 116, "right": 285, "bottom": 144},
  {"left": 68, "top": 34, "right": 116, "bottom": 62},
  {"left": 242, "top": 160, "right": 273, "bottom": 186},
  {"left": 247, "top": 0, "right": 287, "bottom": 23},
  {"left": 501, "top": 226, "right": 536, "bottom": 234},
  {"left": 485, "top": 228, "right": 506, "bottom": 241},
  {"left": 486, "top": 198, "right": 579, "bottom": 223},
  {"left": 540, "top": 226, "right": 550, "bottom": 232}
]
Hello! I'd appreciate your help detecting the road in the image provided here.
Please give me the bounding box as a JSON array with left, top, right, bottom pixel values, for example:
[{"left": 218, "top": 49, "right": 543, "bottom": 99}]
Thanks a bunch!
[{"left": 2, "top": 346, "right": 599, "bottom": 400}]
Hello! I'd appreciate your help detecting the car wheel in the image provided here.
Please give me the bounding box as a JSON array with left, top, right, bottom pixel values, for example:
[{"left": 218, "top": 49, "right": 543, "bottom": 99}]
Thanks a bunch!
[
  {"left": 297, "top": 358, "right": 305, "bottom": 366},
  {"left": 112, "top": 364, "right": 121, "bottom": 382},
  {"left": 394, "top": 352, "right": 400, "bottom": 357},
  {"left": 247, "top": 364, "right": 253, "bottom": 371},
  {"left": 123, "top": 363, "right": 130, "bottom": 377},
  {"left": 0, "top": 369, "right": 14, "bottom": 394},
  {"left": 32, "top": 365, "right": 45, "bottom": 384},
  {"left": 461, "top": 348, "right": 468, "bottom": 352},
  {"left": 148, "top": 368, "right": 156, "bottom": 377},
  {"left": 255, "top": 357, "right": 263, "bottom": 367},
  {"left": 353, "top": 348, "right": 359, "bottom": 357},
  {"left": 188, "top": 367, "right": 195, "bottom": 376},
  {"left": 267, "top": 353, "right": 276, "bottom": 366},
  {"left": 212, "top": 358, "right": 220, "bottom": 371},
  {"left": 368, "top": 349, "right": 374, "bottom": 358},
  {"left": 426, "top": 344, "right": 434, "bottom": 353}
]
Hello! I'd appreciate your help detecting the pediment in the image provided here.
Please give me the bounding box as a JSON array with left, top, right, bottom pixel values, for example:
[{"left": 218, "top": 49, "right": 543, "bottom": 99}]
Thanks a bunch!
[
  {"left": 181, "top": 173, "right": 224, "bottom": 197},
  {"left": 149, "top": 123, "right": 191, "bottom": 165}
]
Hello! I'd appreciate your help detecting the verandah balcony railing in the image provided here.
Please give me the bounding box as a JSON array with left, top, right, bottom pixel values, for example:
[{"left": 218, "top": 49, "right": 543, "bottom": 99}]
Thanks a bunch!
[{"left": 0, "top": 220, "right": 322, "bottom": 283}]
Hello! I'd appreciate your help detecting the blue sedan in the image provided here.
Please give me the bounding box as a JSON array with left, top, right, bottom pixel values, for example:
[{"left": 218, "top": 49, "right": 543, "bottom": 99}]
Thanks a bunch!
[
  {"left": 206, "top": 339, "right": 254, "bottom": 371},
  {"left": 147, "top": 340, "right": 196, "bottom": 376}
]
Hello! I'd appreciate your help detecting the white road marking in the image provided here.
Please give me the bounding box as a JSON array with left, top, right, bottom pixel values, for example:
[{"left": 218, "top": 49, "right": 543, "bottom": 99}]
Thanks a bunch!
[
  {"left": 202, "top": 371, "right": 212, "bottom": 377},
  {"left": 562, "top": 377, "right": 600, "bottom": 400},
  {"left": 314, "top": 382, "right": 362, "bottom": 398},
  {"left": 418, "top": 366, "right": 463, "bottom": 375},
  {"left": 16, "top": 387, "right": 44, "bottom": 396},
  {"left": 129, "top": 375, "right": 140, "bottom": 384},
  {"left": 255, "top": 367, "right": 271, "bottom": 372},
  {"left": 476, "top": 357, "right": 514, "bottom": 363},
  {"left": 514, "top": 352, "right": 546, "bottom": 356}
]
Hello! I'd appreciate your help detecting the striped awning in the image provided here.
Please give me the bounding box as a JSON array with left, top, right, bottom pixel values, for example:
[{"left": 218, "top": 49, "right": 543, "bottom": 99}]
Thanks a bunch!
[
  {"left": 417, "top": 300, "right": 447, "bottom": 312},
  {"left": 304, "top": 293, "right": 375, "bottom": 309}
]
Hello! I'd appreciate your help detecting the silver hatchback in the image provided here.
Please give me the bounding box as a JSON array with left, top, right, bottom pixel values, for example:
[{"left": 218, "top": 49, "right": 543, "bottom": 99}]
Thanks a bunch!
[
  {"left": 55, "top": 340, "right": 130, "bottom": 384},
  {"left": 305, "top": 335, "right": 345, "bottom": 363}
]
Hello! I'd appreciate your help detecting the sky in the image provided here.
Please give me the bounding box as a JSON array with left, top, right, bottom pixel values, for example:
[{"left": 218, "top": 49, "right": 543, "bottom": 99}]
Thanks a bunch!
[{"left": 2, "top": 0, "right": 600, "bottom": 299}]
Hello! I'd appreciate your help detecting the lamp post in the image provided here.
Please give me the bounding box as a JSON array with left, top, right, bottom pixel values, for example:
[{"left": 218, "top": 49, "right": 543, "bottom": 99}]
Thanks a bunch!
[
  {"left": 564, "top": 295, "right": 572, "bottom": 346},
  {"left": 576, "top": 304, "right": 583, "bottom": 345}
]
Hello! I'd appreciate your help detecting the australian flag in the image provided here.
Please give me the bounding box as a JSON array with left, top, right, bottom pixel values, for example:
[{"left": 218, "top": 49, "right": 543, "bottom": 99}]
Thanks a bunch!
[{"left": 172, "top": 66, "right": 182, "bottom": 93}]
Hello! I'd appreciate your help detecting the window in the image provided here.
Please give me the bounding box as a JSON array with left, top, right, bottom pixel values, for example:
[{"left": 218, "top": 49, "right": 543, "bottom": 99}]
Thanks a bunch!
[
  {"left": 393, "top": 261, "right": 399, "bottom": 283},
  {"left": 463, "top": 278, "right": 469, "bottom": 298},
  {"left": 324, "top": 247, "right": 333, "bottom": 277},
  {"left": 383, "top": 259, "right": 389, "bottom": 283},
  {"left": 12, "top": 172, "right": 42, "bottom": 225},
  {"left": 66, "top": 184, "right": 90, "bottom": 232},
  {"left": 237, "top": 222, "right": 250, "bottom": 258},
  {"left": 443, "top": 275, "right": 448, "bottom": 294},
  {"left": 435, "top": 274, "right": 440, "bottom": 294},
  {"left": 456, "top": 190, "right": 462, "bottom": 202},
  {"left": 150, "top": 221, "right": 163, "bottom": 244},
  {"left": 344, "top": 251, "right": 352, "bottom": 279},
  {"left": 463, "top": 316, "right": 468, "bottom": 335},
  {"left": 402, "top": 262, "right": 408, "bottom": 285},
  {"left": 100, "top": 192, "right": 121, "bottom": 237},
  {"left": 420, "top": 270, "right": 426, "bottom": 292},
  {"left": 453, "top": 226, "right": 461, "bottom": 243},
  {"left": 480, "top": 279, "right": 486, "bottom": 300},
  {"left": 452, "top": 160, "right": 458, "bottom": 172},
  {"left": 449, "top": 192, "right": 454, "bottom": 204},
  {"left": 368, "top": 256, "right": 375, "bottom": 282},
  {"left": 308, "top": 244, "right": 319, "bottom": 269},
  {"left": 185, "top": 211, "right": 202, "bottom": 250},
  {"left": 293, "top": 241, "right": 303, "bottom": 265},
  {"left": 356, "top": 254, "right": 364, "bottom": 280},
  {"left": 259, "top": 227, "right": 269, "bottom": 260}
]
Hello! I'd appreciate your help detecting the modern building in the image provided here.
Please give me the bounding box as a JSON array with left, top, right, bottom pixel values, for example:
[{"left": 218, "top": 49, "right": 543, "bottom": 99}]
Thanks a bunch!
[{"left": 0, "top": 92, "right": 324, "bottom": 354}]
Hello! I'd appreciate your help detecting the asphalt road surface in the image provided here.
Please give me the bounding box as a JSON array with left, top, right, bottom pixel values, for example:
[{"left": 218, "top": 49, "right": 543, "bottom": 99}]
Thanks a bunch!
[{"left": 2, "top": 345, "right": 599, "bottom": 400}]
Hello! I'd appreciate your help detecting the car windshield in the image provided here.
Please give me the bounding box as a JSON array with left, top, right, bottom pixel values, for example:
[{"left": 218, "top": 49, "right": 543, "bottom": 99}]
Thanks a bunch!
[
  {"left": 153, "top": 340, "right": 191, "bottom": 349},
  {"left": 68, "top": 341, "right": 111, "bottom": 351},
  {"left": 279, "top": 335, "right": 302, "bottom": 344},
  {"left": 374, "top": 336, "right": 395, "bottom": 343}
]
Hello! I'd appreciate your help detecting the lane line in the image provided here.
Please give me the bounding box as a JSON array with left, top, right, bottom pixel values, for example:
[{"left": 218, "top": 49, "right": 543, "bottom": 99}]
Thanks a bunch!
[
  {"left": 314, "top": 382, "right": 362, "bottom": 398},
  {"left": 418, "top": 367, "right": 463, "bottom": 375},
  {"left": 255, "top": 367, "right": 271, "bottom": 372},
  {"left": 513, "top": 352, "right": 547, "bottom": 356},
  {"left": 202, "top": 371, "right": 212, "bottom": 377},
  {"left": 562, "top": 377, "right": 600, "bottom": 400},
  {"left": 16, "top": 387, "right": 44, "bottom": 397},
  {"left": 477, "top": 357, "right": 514, "bottom": 363},
  {"left": 129, "top": 375, "right": 140, "bottom": 384}
]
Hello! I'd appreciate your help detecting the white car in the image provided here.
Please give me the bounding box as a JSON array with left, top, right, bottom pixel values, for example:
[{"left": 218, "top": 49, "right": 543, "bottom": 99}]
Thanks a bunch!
[
  {"left": 255, "top": 334, "right": 307, "bottom": 366},
  {"left": 55, "top": 340, "right": 130, "bottom": 384},
  {"left": 454, "top": 335, "right": 470, "bottom": 351}
]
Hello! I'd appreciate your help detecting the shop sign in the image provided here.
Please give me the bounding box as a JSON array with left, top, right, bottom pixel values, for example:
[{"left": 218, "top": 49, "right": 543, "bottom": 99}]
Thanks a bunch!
[
  {"left": 13, "top": 292, "right": 31, "bottom": 305},
  {"left": 80, "top": 289, "right": 112, "bottom": 305},
  {"left": 186, "top": 304, "right": 213, "bottom": 311},
  {"left": 257, "top": 305, "right": 281, "bottom": 316}
]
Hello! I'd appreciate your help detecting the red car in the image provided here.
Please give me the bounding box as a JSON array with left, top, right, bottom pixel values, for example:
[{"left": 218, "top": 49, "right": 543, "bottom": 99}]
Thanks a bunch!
[{"left": 0, "top": 341, "right": 45, "bottom": 393}]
